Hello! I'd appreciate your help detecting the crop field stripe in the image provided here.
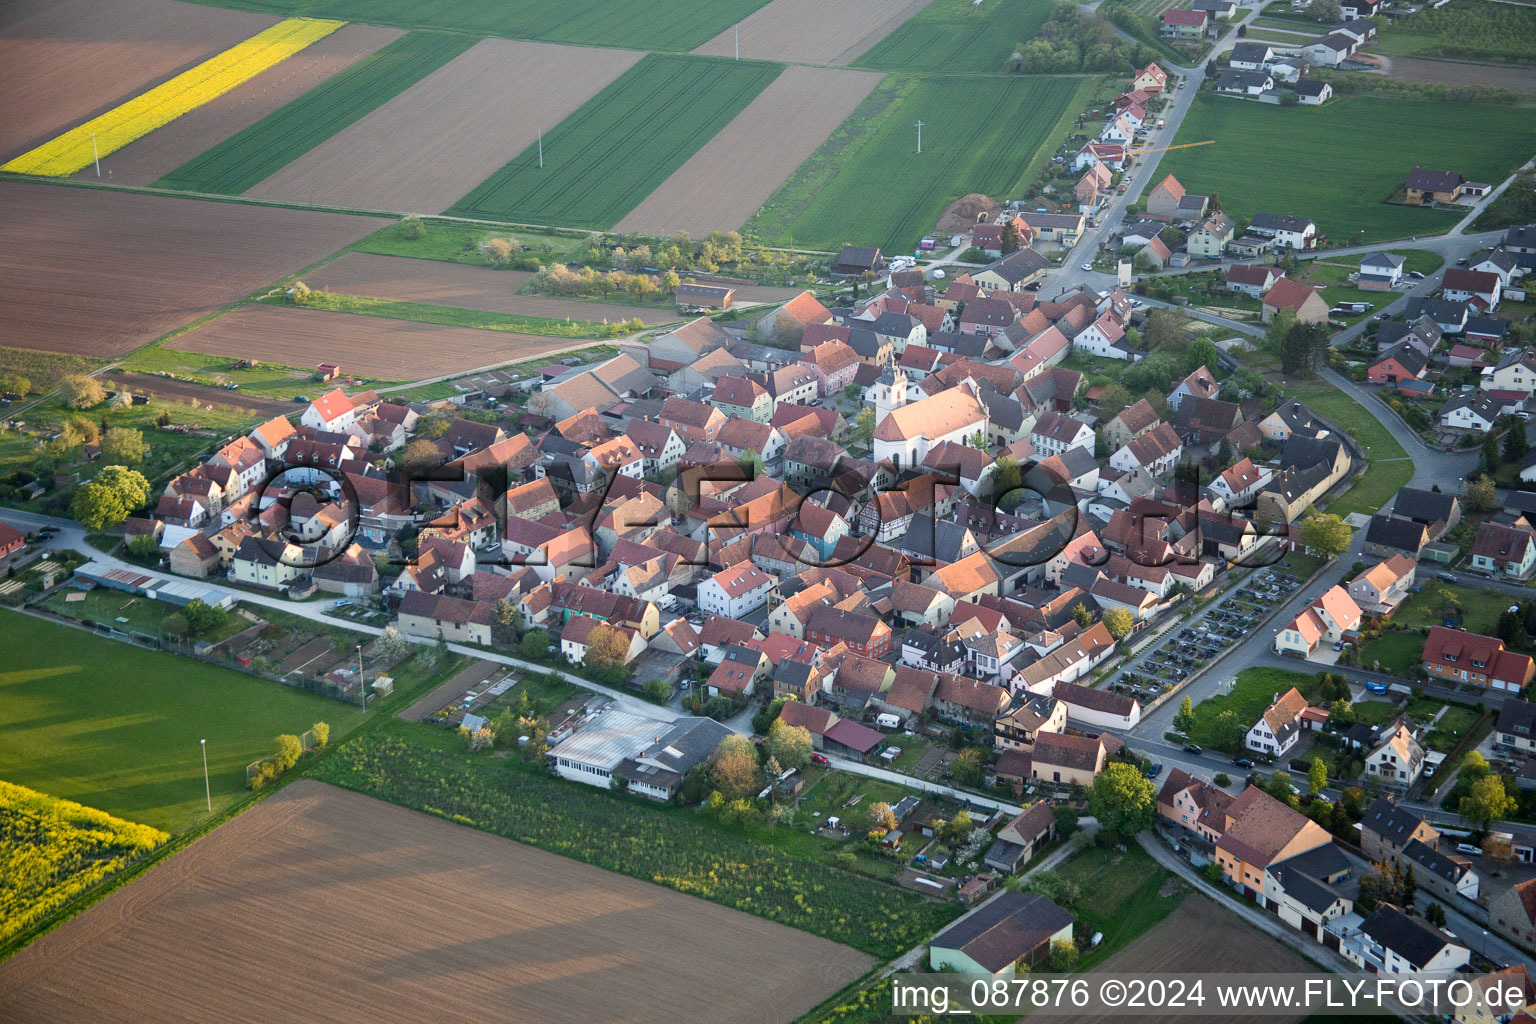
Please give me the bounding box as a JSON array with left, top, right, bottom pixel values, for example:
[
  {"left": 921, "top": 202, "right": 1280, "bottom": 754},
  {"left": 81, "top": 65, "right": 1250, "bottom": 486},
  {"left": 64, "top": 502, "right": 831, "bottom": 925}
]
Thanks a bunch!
[
  {"left": 2, "top": 18, "right": 345, "bottom": 177},
  {"left": 852, "top": 0, "right": 1055, "bottom": 73},
  {"left": 153, "top": 31, "right": 474, "bottom": 195},
  {"left": 448, "top": 54, "right": 782, "bottom": 229}
]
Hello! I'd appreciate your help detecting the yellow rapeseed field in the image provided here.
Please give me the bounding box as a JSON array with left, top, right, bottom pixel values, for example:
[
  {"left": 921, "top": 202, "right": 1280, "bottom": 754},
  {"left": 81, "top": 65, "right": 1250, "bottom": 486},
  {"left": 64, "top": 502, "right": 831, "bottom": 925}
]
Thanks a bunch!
[{"left": 2, "top": 17, "right": 345, "bottom": 177}]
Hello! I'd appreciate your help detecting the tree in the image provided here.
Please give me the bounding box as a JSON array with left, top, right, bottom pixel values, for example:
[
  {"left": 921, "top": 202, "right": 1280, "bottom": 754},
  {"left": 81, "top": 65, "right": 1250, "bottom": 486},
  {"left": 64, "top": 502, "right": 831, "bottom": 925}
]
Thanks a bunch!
[
  {"left": 1459, "top": 774, "right": 1516, "bottom": 829},
  {"left": 1098, "top": 383, "right": 1132, "bottom": 417},
  {"left": 60, "top": 415, "right": 99, "bottom": 449},
  {"left": 1269, "top": 770, "right": 1295, "bottom": 802},
  {"left": 1072, "top": 602, "right": 1092, "bottom": 629},
  {"left": 377, "top": 625, "right": 410, "bottom": 663},
  {"left": 401, "top": 439, "right": 442, "bottom": 474},
  {"left": 1328, "top": 699, "right": 1355, "bottom": 725},
  {"left": 0, "top": 373, "right": 32, "bottom": 397},
  {"left": 1483, "top": 835, "right": 1515, "bottom": 864},
  {"left": 851, "top": 407, "right": 875, "bottom": 447},
  {"left": 99, "top": 427, "right": 148, "bottom": 464},
  {"left": 1264, "top": 308, "right": 1296, "bottom": 355},
  {"left": 161, "top": 612, "right": 189, "bottom": 638},
  {"left": 710, "top": 735, "right": 761, "bottom": 801},
  {"left": 1103, "top": 607, "right": 1135, "bottom": 640},
  {"left": 661, "top": 269, "right": 681, "bottom": 291},
  {"left": 1298, "top": 511, "right": 1351, "bottom": 560},
  {"left": 583, "top": 623, "right": 632, "bottom": 669},
  {"left": 1308, "top": 0, "right": 1342, "bottom": 19},
  {"left": 1461, "top": 750, "right": 1491, "bottom": 780},
  {"left": 1504, "top": 420, "right": 1531, "bottom": 463},
  {"left": 1464, "top": 475, "right": 1497, "bottom": 513},
  {"left": 1280, "top": 321, "right": 1329, "bottom": 376},
  {"left": 182, "top": 598, "right": 227, "bottom": 636},
  {"left": 72, "top": 476, "right": 139, "bottom": 532},
  {"left": 127, "top": 533, "right": 159, "bottom": 561},
  {"left": 953, "top": 747, "right": 986, "bottom": 787},
  {"left": 1308, "top": 757, "right": 1328, "bottom": 796},
  {"left": 273, "top": 734, "right": 303, "bottom": 771},
  {"left": 416, "top": 414, "right": 450, "bottom": 439},
  {"left": 311, "top": 721, "right": 330, "bottom": 748},
  {"left": 1481, "top": 431, "right": 1501, "bottom": 473},
  {"left": 942, "top": 809, "right": 974, "bottom": 846},
  {"left": 1424, "top": 902, "right": 1447, "bottom": 928},
  {"left": 398, "top": 214, "right": 425, "bottom": 240},
  {"left": 1089, "top": 762, "right": 1156, "bottom": 838},
  {"left": 868, "top": 801, "right": 898, "bottom": 832},
  {"left": 521, "top": 629, "right": 549, "bottom": 661},
  {"left": 642, "top": 679, "right": 671, "bottom": 702},
  {"left": 1211, "top": 710, "right": 1245, "bottom": 753},
  {"left": 481, "top": 237, "right": 515, "bottom": 267},
  {"left": 764, "top": 719, "right": 813, "bottom": 771},
  {"left": 1048, "top": 938, "right": 1079, "bottom": 972},
  {"left": 61, "top": 374, "right": 106, "bottom": 410},
  {"left": 1002, "top": 217, "right": 1026, "bottom": 254},
  {"left": 1174, "top": 696, "right": 1196, "bottom": 735},
  {"left": 493, "top": 598, "right": 521, "bottom": 644}
]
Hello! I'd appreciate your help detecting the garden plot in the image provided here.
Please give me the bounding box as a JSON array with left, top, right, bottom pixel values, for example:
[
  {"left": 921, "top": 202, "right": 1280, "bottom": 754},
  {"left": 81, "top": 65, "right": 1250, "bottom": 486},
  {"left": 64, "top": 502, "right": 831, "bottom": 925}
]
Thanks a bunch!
[
  {"left": 616, "top": 65, "right": 883, "bottom": 237},
  {"left": 693, "top": 0, "right": 930, "bottom": 65},
  {"left": 247, "top": 38, "right": 643, "bottom": 214}
]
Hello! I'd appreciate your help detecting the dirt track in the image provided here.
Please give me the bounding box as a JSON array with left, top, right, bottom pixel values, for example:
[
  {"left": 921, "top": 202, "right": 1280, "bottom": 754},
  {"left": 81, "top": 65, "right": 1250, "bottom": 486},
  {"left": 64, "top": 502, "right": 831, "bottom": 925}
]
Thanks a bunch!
[
  {"left": 615, "top": 66, "right": 883, "bottom": 237},
  {"left": 692, "top": 0, "right": 932, "bottom": 64},
  {"left": 169, "top": 304, "right": 579, "bottom": 380},
  {"left": 0, "top": 181, "right": 382, "bottom": 358},
  {"left": 0, "top": 0, "right": 277, "bottom": 162},
  {"left": 304, "top": 252, "right": 679, "bottom": 326},
  {"left": 0, "top": 780, "right": 872, "bottom": 1024},
  {"left": 73, "top": 23, "right": 406, "bottom": 185},
  {"left": 247, "top": 38, "right": 643, "bottom": 214}
]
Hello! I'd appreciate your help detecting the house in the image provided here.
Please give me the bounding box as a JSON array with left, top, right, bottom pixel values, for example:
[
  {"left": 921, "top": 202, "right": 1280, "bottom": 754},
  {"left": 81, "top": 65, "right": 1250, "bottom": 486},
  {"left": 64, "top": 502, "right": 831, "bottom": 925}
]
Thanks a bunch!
[
  {"left": 1404, "top": 169, "right": 1465, "bottom": 206},
  {"left": 1302, "top": 32, "right": 1358, "bottom": 67},
  {"left": 1490, "top": 878, "right": 1536, "bottom": 950},
  {"left": 1140, "top": 235, "right": 1172, "bottom": 270},
  {"left": 1249, "top": 212, "right": 1317, "bottom": 250},
  {"left": 1147, "top": 175, "right": 1188, "bottom": 218},
  {"left": 1483, "top": 348, "right": 1536, "bottom": 396},
  {"left": 1160, "top": 8, "right": 1208, "bottom": 41},
  {"left": 1030, "top": 410, "right": 1095, "bottom": 457},
  {"left": 1274, "top": 587, "right": 1362, "bottom": 657},
  {"left": 833, "top": 245, "right": 884, "bottom": 277},
  {"left": 1031, "top": 732, "right": 1109, "bottom": 788},
  {"left": 1347, "top": 554, "right": 1417, "bottom": 616},
  {"left": 1104, "top": 398, "right": 1160, "bottom": 450},
  {"left": 1343, "top": 904, "right": 1469, "bottom": 974},
  {"left": 1076, "top": 162, "right": 1112, "bottom": 205},
  {"left": 1368, "top": 343, "right": 1428, "bottom": 385},
  {"left": 1229, "top": 42, "right": 1274, "bottom": 70},
  {"left": 932, "top": 675, "right": 1010, "bottom": 726},
  {"left": 710, "top": 375, "right": 771, "bottom": 423},
  {"left": 1262, "top": 277, "right": 1330, "bottom": 325},
  {"left": 1101, "top": 113, "right": 1137, "bottom": 145},
  {"left": 1216, "top": 69, "right": 1274, "bottom": 96},
  {"left": 1361, "top": 798, "right": 1440, "bottom": 866},
  {"left": 396, "top": 590, "right": 493, "bottom": 646},
  {"left": 1133, "top": 63, "right": 1168, "bottom": 93},
  {"left": 1258, "top": 399, "right": 1325, "bottom": 443},
  {"left": 1359, "top": 252, "right": 1405, "bottom": 289},
  {"left": 1208, "top": 457, "right": 1272, "bottom": 511},
  {"left": 1109, "top": 422, "right": 1183, "bottom": 477},
  {"left": 1498, "top": 699, "right": 1536, "bottom": 758},
  {"left": 562, "top": 615, "right": 646, "bottom": 669},
  {"left": 1401, "top": 838, "right": 1480, "bottom": 904},
  {"left": 705, "top": 644, "right": 769, "bottom": 697},
  {"left": 1470, "top": 520, "right": 1536, "bottom": 580},
  {"left": 1227, "top": 263, "right": 1283, "bottom": 298},
  {"left": 1214, "top": 786, "right": 1334, "bottom": 898},
  {"left": 1365, "top": 723, "right": 1424, "bottom": 787},
  {"left": 984, "top": 803, "right": 1058, "bottom": 874},
  {"left": 1245, "top": 687, "right": 1310, "bottom": 757},
  {"left": 1363, "top": 515, "right": 1430, "bottom": 560},
  {"left": 302, "top": 388, "right": 376, "bottom": 433},
  {"left": 1294, "top": 79, "right": 1332, "bottom": 105},
  {"left": 994, "top": 692, "right": 1067, "bottom": 752},
  {"left": 547, "top": 708, "right": 730, "bottom": 800},
  {"left": 1442, "top": 268, "right": 1503, "bottom": 312},
  {"left": 659, "top": 395, "right": 727, "bottom": 444},
  {"left": 1187, "top": 212, "right": 1235, "bottom": 258},
  {"left": 928, "top": 891, "right": 1074, "bottom": 975},
  {"left": 1050, "top": 680, "right": 1142, "bottom": 730},
  {"left": 1174, "top": 395, "right": 1242, "bottom": 448},
  {"left": 873, "top": 382, "right": 988, "bottom": 471},
  {"left": 972, "top": 248, "right": 1048, "bottom": 293},
  {"left": 1440, "top": 390, "right": 1502, "bottom": 432},
  {"left": 168, "top": 533, "right": 220, "bottom": 579},
  {"left": 698, "top": 562, "right": 776, "bottom": 619},
  {"left": 1017, "top": 211, "right": 1085, "bottom": 242},
  {"left": 1168, "top": 364, "right": 1219, "bottom": 411},
  {"left": 1340, "top": 0, "right": 1381, "bottom": 16}
]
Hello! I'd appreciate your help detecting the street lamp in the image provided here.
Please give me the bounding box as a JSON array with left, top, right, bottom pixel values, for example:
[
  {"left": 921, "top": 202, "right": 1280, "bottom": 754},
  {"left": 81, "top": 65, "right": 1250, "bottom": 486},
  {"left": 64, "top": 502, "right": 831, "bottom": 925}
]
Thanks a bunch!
[
  {"left": 200, "top": 739, "right": 211, "bottom": 813},
  {"left": 356, "top": 643, "right": 366, "bottom": 710}
]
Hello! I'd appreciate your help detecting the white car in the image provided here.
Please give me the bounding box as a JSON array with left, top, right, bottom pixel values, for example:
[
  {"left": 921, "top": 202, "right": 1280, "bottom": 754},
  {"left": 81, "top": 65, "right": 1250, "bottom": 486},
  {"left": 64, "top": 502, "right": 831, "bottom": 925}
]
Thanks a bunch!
[{"left": 1081, "top": 263, "right": 1092, "bottom": 271}]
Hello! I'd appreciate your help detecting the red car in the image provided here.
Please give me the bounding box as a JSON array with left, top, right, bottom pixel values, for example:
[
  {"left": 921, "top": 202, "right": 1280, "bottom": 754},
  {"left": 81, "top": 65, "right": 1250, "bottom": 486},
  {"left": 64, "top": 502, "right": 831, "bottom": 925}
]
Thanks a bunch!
[{"left": 810, "top": 753, "right": 830, "bottom": 765}]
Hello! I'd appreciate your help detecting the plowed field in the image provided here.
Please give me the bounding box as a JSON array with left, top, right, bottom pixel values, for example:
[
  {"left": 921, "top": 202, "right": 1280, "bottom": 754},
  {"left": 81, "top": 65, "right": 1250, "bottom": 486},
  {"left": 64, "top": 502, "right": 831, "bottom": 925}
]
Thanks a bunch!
[{"left": 692, "top": 0, "right": 931, "bottom": 64}]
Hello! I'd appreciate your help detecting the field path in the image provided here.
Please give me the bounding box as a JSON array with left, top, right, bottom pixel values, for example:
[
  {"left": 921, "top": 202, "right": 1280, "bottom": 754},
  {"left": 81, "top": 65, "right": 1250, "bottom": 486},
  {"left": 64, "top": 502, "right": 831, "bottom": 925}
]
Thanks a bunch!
[
  {"left": 304, "top": 252, "right": 679, "bottom": 326},
  {"left": 616, "top": 65, "right": 883, "bottom": 237},
  {"left": 0, "top": 0, "right": 278, "bottom": 161},
  {"left": 693, "top": 0, "right": 933, "bottom": 64},
  {"left": 0, "top": 780, "right": 873, "bottom": 1024},
  {"left": 246, "top": 38, "right": 642, "bottom": 214},
  {"left": 73, "top": 24, "right": 405, "bottom": 185}
]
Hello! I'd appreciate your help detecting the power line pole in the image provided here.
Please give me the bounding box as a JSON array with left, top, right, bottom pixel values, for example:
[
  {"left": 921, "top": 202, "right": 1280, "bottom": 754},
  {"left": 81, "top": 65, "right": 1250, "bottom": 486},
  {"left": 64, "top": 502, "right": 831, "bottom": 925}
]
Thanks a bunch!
[
  {"left": 92, "top": 131, "right": 100, "bottom": 178},
  {"left": 199, "top": 739, "right": 210, "bottom": 813},
  {"left": 735, "top": 24, "right": 739, "bottom": 59},
  {"left": 538, "top": 129, "right": 544, "bottom": 169},
  {"left": 915, "top": 120, "right": 924, "bottom": 154}
]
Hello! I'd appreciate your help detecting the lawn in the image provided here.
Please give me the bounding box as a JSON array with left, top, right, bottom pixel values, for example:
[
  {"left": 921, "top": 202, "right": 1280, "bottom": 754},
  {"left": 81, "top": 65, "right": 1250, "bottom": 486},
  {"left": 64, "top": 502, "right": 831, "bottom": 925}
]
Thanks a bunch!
[
  {"left": 155, "top": 32, "right": 476, "bottom": 195},
  {"left": 1286, "top": 382, "right": 1414, "bottom": 518},
  {"left": 1349, "top": 700, "right": 1398, "bottom": 726},
  {"left": 1185, "top": 666, "right": 1316, "bottom": 749},
  {"left": 449, "top": 55, "right": 782, "bottom": 229},
  {"left": 183, "top": 0, "right": 772, "bottom": 51},
  {"left": 42, "top": 588, "right": 250, "bottom": 645},
  {"left": 1158, "top": 94, "right": 1536, "bottom": 243},
  {"left": 1391, "top": 581, "right": 1514, "bottom": 634},
  {"left": 852, "top": 0, "right": 1056, "bottom": 73},
  {"left": 264, "top": 293, "right": 645, "bottom": 339},
  {"left": 1054, "top": 842, "right": 1186, "bottom": 969},
  {"left": 120, "top": 345, "right": 337, "bottom": 399},
  {"left": 351, "top": 218, "right": 593, "bottom": 266},
  {"left": 1244, "top": 29, "right": 1314, "bottom": 43},
  {"left": 1358, "top": 630, "right": 1424, "bottom": 675},
  {"left": 0, "top": 615, "right": 365, "bottom": 834},
  {"left": 746, "top": 74, "right": 1095, "bottom": 253}
]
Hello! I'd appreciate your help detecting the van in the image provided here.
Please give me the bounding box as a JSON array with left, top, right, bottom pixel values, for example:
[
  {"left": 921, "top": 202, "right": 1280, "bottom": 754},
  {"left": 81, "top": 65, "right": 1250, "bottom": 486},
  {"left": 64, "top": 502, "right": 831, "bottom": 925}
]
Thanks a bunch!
[
  {"left": 1457, "top": 843, "right": 1484, "bottom": 856},
  {"left": 1156, "top": 120, "right": 1165, "bottom": 130}
]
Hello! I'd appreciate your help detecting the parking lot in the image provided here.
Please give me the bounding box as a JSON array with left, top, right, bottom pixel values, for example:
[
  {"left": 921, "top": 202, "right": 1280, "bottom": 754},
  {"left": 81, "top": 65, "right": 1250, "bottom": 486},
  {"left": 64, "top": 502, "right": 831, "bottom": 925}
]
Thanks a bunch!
[{"left": 1107, "top": 570, "right": 1301, "bottom": 705}]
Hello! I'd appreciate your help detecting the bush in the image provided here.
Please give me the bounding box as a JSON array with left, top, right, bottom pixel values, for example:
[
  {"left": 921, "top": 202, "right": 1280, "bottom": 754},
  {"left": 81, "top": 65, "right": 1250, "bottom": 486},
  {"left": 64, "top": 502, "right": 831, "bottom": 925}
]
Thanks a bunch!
[
  {"left": 273, "top": 734, "right": 303, "bottom": 772},
  {"left": 311, "top": 721, "right": 330, "bottom": 748}
]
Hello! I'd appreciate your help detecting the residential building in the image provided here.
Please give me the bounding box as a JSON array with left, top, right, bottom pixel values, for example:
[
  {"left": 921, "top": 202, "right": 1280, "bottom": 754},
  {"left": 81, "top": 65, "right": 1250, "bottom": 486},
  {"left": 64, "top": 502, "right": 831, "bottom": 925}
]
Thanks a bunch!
[
  {"left": 928, "top": 892, "right": 1074, "bottom": 975},
  {"left": 1365, "top": 724, "right": 1425, "bottom": 787},
  {"left": 1245, "top": 687, "right": 1309, "bottom": 757},
  {"left": 1031, "top": 732, "right": 1109, "bottom": 788},
  {"left": 1347, "top": 555, "right": 1417, "bottom": 616},
  {"left": 1423, "top": 626, "right": 1536, "bottom": 692},
  {"left": 1360, "top": 797, "right": 1439, "bottom": 866},
  {"left": 1470, "top": 520, "right": 1536, "bottom": 580}
]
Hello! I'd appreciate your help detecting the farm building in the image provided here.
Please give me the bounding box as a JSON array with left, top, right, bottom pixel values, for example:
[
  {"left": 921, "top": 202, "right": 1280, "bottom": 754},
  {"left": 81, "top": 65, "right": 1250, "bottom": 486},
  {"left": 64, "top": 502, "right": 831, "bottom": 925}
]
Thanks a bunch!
[
  {"left": 675, "top": 283, "right": 734, "bottom": 311},
  {"left": 546, "top": 707, "right": 732, "bottom": 800}
]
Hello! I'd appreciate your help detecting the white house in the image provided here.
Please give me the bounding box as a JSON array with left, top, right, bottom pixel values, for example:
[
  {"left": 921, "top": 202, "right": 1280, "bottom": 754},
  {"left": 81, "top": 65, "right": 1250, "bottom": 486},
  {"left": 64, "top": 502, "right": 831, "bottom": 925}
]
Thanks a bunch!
[
  {"left": 1440, "top": 391, "right": 1501, "bottom": 432},
  {"left": 1101, "top": 115, "right": 1137, "bottom": 145},
  {"left": 1245, "top": 687, "right": 1308, "bottom": 758},
  {"left": 1359, "top": 252, "right": 1404, "bottom": 288},
  {"left": 301, "top": 388, "right": 374, "bottom": 433},
  {"left": 1248, "top": 212, "right": 1317, "bottom": 250},
  {"left": 1341, "top": 905, "right": 1469, "bottom": 974},
  {"left": 697, "top": 562, "right": 775, "bottom": 619},
  {"left": 1029, "top": 411, "right": 1095, "bottom": 457},
  {"left": 1072, "top": 311, "right": 1133, "bottom": 360},
  {"left": 1482, "top": 348, "right": 1536, "bottom": 395},
  {"left": 1228, "top": 42, "right": 1273, "bottom": 70},
  {"left": 1208, "top": 457, "right": 1272, "bottom": 511},
  {"left": 1365, "top": 723, "right": 1425, "bottom": 787}
]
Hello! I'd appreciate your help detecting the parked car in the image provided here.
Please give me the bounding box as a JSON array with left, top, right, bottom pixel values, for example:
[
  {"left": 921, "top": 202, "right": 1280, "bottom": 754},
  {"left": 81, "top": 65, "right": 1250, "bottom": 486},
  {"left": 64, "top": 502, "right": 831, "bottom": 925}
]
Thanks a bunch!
[
  {"left": 1408, "top": 270, "right": 1425, "bottom": 279},
  {"left": 1182, "top": 744, "right": 1203, "bottom": 755},
  {"left": 1457, "top": 843, "right": 1483, "bottom": 856},
  {"left": 1234, "top": 758, "right": 1254, "bottom": 769},
  {"left": 1438, "top": 572, "right": 1457, "bottom": 582},
  {"left": 1145, "top": 763, "right": 1163, "bottom": 778},
  {"left": 810, "top": 753, "right": 830, "bottom": 765},
  {"left": 1081, "top": 263, "right": 1092, "bottom": 271}
]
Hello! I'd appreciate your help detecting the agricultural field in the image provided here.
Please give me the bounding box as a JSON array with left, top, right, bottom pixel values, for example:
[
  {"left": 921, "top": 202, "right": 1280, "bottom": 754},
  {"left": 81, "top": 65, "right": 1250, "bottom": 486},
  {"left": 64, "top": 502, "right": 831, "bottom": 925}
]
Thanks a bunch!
[
  {"left": 615, "top": 66, "right": 884, "bottom": 238},
  {"left": 116, "top": 345, "right": 360, "bottom": 399},
  {"left": 78, "top": 24, "right": 405, "bottom": 186},
  {"left": 315, "top": 733, "right": 960, "bottom": 957},
  {"left": 746, "top": 74, "right": 1094, "bottom": 252},
  {"left": 1158, "top": 94, "right": 1536, "bottom": 243},
  {"left": 351, "top": 217, "right": 594, "bottom": 266},
  {"left": 154, "top": 31, "right": 475, "bottom": 195},
  {"left": 1374, "top": 0, "right": 1536, "bottom": 63},
  {"left": 168, "top": 303, "right": 581, "bottom": 380},
  {"left": 0, "top": 0, "right": 276, "bottom": 162},
  {"left": 0, "top": 181, "right": 380, "bottom": 358},
  {"left": 182, "top": 0, "right": 774, "bottom": 52},
  {"left": 265, "top": 293, "right": 650, "bottom": 339},
  {"left": 3, "top": 16, "right": 346, "bottom": 177},
  {"left": 304, "top": 252, "right": 677, "bottom": 326},
  {"left": 0, "top": 780, "right": 167, "bottom": 948},
  {"left": 1387, "top": 56, "right": 1536, "bottom": 94},
  {"left": 0, "top": 347, "right": 99, "bottom": 396},
  {"left": 0, "top": 616, "right": 363, "bottom": 835},
  {"left": 1047, "top": 842, "right": 1186, "bottom": 971},
  {"left": 693, "top": 0, "right": 929, "bottom": 65},
  {"left": 247, "top": 39, "right": 644, "bottom": 215},
  {"left": 852, "top": 0, "right": 1056, "bottom": 72},
  {"left": 448, "top": 54, "right": 782, "bottom": 230},
  {"left": 0, "top": 781, "right": 872, "bottom": 1024}
]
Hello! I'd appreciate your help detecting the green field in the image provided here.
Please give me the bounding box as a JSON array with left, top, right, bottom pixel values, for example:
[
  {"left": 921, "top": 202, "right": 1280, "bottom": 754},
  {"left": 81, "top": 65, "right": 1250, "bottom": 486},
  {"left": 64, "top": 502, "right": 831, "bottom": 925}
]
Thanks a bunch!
[
  {"left": 0, "top": 616, "right": 364, "bottom": 834},
  {"left": 449, "top": 55, "right": 781, "bottom": 229},
  {"left": 1358, "top": 630, "right": 1424, "bottom": 674},
  {"left": 155, "top": 32, "right": 475, "bottom": 195},
  {"left": 183, "top": 0, "right": 771, "bottom": 51},
  {"left": 1054, "top": 843, "right": 1186, "bottom": 969},
  {"left": 1373, "top": 0, "right": 1536, "bottom": 62},
  {"left": 1158, "top": 94, "right": 1536, "bottom": 243},
  {"left": 120, "top": 346, "right": 339, "bottom": 399},
  {"left": 1244, "top": 29, "right": 1312, "bottom": 44},
  {"left": 352, "top": 218, "right": 594, "bottom": 266},
  {"left": 747, "top": 74, "right": 1093, "bottom": 252},
  {"left": 853, "top": 0, "right": 1056, "bottom": 72},
  {"left": 265, "top": 294, "right": 654, "bottom": 338}
]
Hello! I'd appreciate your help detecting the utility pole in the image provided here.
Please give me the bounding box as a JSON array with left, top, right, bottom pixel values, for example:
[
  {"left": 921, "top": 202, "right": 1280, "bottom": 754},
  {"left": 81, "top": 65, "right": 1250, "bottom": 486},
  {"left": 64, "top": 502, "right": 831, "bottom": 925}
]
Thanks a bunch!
[
  {"left": 735, "top": 24, "right": 739, "bottom": 60},
  {"left": 538, "top": 129, "right": 544, "bottom": 169},
  {"left": 92, "top": 131, "right": 100, "bottom": 178},
  {"left": 356, "top": 643, "right": 366, "bottom": 709},
  {"left": 915, "top": 120, "right": 924, "bottom": 154},
  {"left": 199, "top": 739, "right": 210, "bottom": 813}
]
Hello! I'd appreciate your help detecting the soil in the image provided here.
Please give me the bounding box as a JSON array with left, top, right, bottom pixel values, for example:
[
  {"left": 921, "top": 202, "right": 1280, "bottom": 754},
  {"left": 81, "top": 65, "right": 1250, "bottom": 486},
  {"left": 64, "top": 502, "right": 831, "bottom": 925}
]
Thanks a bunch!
[
  {"left": 246, "top": 38, "right": 643, "bottom": 214},
  {"left": 304, "top": 252, "right": 677, "bottom": 326},
  {"left": 1383, "top": 54, "right": 1536, "bottom": 93},
  {"left": 692, "top": 0, "right": 933, "bottom": 65},
  {"left": 72, "top": 24, "right": 406, "bottom": 186},
  {"left": 0, "top": 780, "right": 873, "bottom": 1024},
  {"left": 936, "top": 193, "right": 1000, "bottom": 235},
  {"left": 0, "top": 0, "right": 277, "bottom": 162},
  {"left": 0, "top": 181, "right": 381, "bottom": 358},
  {"left": 168, "top": 304, "right": 583, "bottom": 380},
  {"left": 615, "top": 66, "right": 884, "bottom": 237}
]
